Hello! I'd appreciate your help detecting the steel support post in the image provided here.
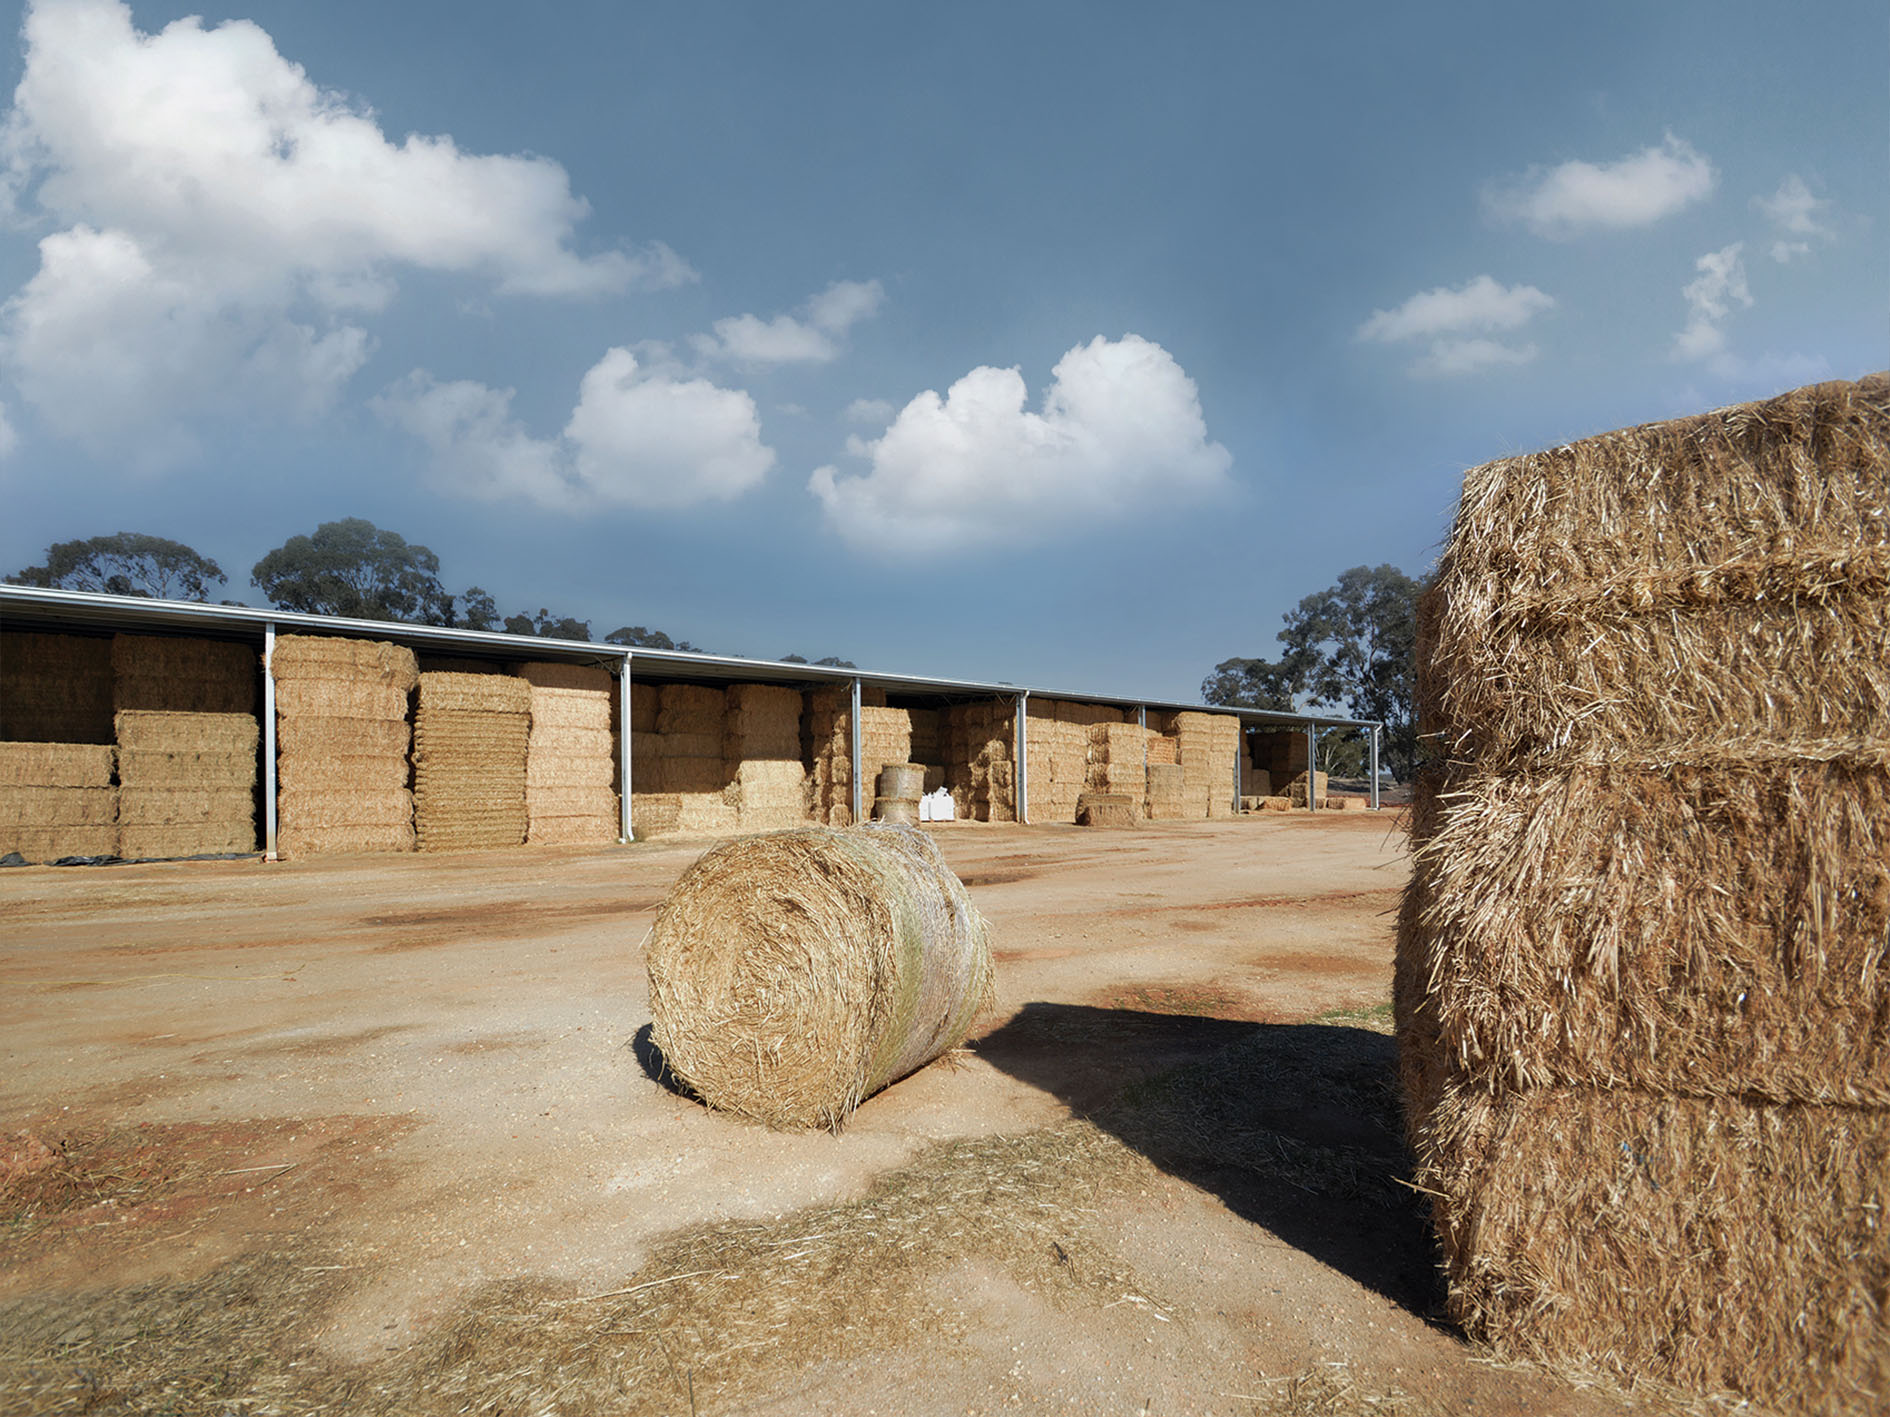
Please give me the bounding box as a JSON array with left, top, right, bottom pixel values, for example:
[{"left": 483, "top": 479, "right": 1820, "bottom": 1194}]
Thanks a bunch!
[
  {"left": 1370, "top": 725, "right": 1380, "bottom": 810},
  {"left": 262, "top": 622, "right": 278, "bottom": 861},
  {"left": 619, "top": 654, "right": 634, "bottom": 841},
  {"left": 850, "top": 677, "right": 864, "bottom": 825},
  {"left": 1306, "top": 723, "right": 1318, "bottom": 811},
  {"left": 1014, "top": 691, "right": 1029, "bottom": 825}
]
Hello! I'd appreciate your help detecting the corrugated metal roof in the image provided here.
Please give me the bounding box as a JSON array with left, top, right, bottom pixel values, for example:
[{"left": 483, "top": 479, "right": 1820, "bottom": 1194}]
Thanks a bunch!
[{"left": 0, "top": 585, "right": 1379, "bottom": 731}]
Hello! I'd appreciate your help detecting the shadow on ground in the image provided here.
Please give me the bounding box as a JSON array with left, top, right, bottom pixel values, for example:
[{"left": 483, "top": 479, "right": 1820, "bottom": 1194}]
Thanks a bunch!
[{"left": 972, "top": 1001, "right": 1445, "bottom": 1320}]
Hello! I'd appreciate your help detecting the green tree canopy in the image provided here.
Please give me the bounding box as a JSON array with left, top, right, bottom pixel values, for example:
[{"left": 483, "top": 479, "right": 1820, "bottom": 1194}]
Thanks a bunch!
[
  {"left": 503, "top": 609, "right": 592, "bottom": 641},
  {"left": 781, "top": 653, "right": 858, "bottom": 669},
  {"left": 1206, "top": 563, "right": 1423, "bottom": 780},
  {"left": 251, "top": 519, "right": 450, "bottom": 623},
  {"left": 605, "top": 625, "right": 705, "bottom": 653},
  {"left": 7, "top": 532, "right": 226, "bottom": 601},
  {"left": 455, "top": 587, "right": 500, "bottom": 632}
]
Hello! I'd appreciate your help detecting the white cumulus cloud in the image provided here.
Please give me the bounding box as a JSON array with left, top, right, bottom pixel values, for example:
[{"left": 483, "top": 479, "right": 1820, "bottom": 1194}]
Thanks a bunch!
[
  {"left": 1357, "top": 275, "right": 1553, "bottom": 378},
  {"left": 1358, "top": 275, "right": 1554, "bottom": 342},
  {"left": 1484, "top": 134, "right": 1715, "bottom": 238},
  {"left": 1672, "top": 243, "right": 1752, "bottom": 364},
  {"left": 377, "top": 349, "right": 774, "bottom": 511},
  {"left": 1754, "top": 175, "right": 1831, "bottom": 263},
  {"left": 809, "top": 334, "right": 1230, "bottom": 556},
  {"left": 691, "top": 279, "right": 884, "bottom": 367},
  {"left": 0, "top": 0, "right": 682, "bottom": 459}
]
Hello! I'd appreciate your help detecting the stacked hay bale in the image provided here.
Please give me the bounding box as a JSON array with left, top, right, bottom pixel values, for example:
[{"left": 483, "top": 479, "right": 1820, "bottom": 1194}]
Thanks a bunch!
[
  {"left": 114, "top": 711, "right": 257, "bottom": 857},
  {"left": 872, "top": 763, "right": 925, "bottom": 824},
  {"left": 0, "top": 742, "right": 116, "bottom": 861},
  {"left": 111, "top": 634, "right": 257, "bottom": 715},
  {"left": 726, "top": 683, "right": 807, "bottom": 831},
  {"left": 1086, "top": 721, "right": 1148, "bottom": 809},
  {"left": 1170, "top": 710, "right": 1240, "bottom": 818},
  {"left": 412, "top": 672, "right": 530, "bottom": 851},
  {"left": 1239, "top": 735, "right": 1273, "bottom": 799},
  {"left": 108, "top": 635, "right": 260, "bottom": 858},
  {"left": 639, "top": 684, "right": 737, "bottom": 835},
  {"left": 1018, "top": 700, "right": 1122, "bottom": 823},
  {"left": 1075, "top": 790, "right": 1136, "bottom": 827},
  {"left": 1021, "top": 698, "right": 1071, "bottom": 823},
  {"left": 949, "top": 700, "right": 1015, "bottom": 821},
  {"left": 1143, "top": 762, "right": 1187, "bottom": 819},
  {"left": 803, "top": 686, "right": 855, "bottom": 827},
  {"left": 857, "top": 706, "right": 912, "bottom": 814},
  {"left": 1, "top": 631, "right": 113, "bottom": 742},
  {"left": 1280, "top": 769, "right": 1329, "bottom": 808},
  {"left": 273, "top": 636, "right": 417, "bottom": 857},
  {"left": 1397, "top": 375, "right": 1890, "bottom": 1414},
  {"left": 513, "top": 662, "right": 619, "bottom": 846}
]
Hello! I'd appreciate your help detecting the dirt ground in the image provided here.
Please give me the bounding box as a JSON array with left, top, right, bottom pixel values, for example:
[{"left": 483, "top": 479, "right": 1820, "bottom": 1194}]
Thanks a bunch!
[{"left": 2, "top": 816, "right": 1677, "bottom": 1416}]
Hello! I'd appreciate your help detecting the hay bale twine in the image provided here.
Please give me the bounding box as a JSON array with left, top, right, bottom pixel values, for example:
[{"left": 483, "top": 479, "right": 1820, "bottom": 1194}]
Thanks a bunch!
[{"left": 646, "top": 823, "right": 994, "bottom": 1130}]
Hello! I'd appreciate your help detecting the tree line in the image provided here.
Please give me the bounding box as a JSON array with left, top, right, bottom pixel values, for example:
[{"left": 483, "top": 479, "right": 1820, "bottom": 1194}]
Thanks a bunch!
[{"left": 5, "top": 520, "right": 856, "bottom": 666}]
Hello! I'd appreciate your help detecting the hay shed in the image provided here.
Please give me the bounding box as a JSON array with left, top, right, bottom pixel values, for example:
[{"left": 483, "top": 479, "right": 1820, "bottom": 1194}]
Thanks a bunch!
[
  {"left": 646, "top": 823, "right": 995, "bottom": 1130},
  {"left": 1397, "top": 374, "right": 1889, "bottom": 1413}
]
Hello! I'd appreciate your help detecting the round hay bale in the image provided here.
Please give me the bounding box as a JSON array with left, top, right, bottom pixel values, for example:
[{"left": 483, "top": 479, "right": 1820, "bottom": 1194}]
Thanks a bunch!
[
  {"left": 876, "top": 763, "right": 926, "bottom": 800},
  {"left": 872, "top": 795, "right": 919, "bottom": 825},
  {"left": 646, "top": 823, "right": 994, "bottom": 1130}
]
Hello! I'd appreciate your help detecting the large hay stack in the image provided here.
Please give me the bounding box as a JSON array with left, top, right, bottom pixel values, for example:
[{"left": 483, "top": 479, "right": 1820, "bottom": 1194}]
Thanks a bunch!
[
  {"left": 1167, "top": 711, "right": 1239, "bottom": 818},
  {"left": 1085, "top": 721, "right": 1147, "bottom": 805},
  {"left": 0, "top": 742, "right": 116, "bottom": 861},
  {"left": 412, "top": 672, "right": 530, "bottom": 851},
  {"left": 646, "top": 823, "right": 995, "bottom": 1130},
  {"left": 514, "top": 662, "right": 619, "bottom": 846},
  {"left": 111, "top": 634, "right": 257, "bottom": 714},
  {"left": 1, "top": 631, "right": 113, "bottom": 743},
  {"left": 1143, "top": 761, "right": 1186, "bottom": 819},
  {"left": 114, "top": 710, "right": 257, "bottom": 857},
  {"left": 1397, "top": 374, "right": 1890, "bottom": 1414},
  {"left": 804, "top": 686, "right": 854, "bottom": 828},
  {"left": 1021, "top": 699, "right": 1124, "bottom": 823},
  {"left": 725, "top": 682, "right": 807, "bottom": 831},
  {"left": 947, "top": 701, "right": 1015, "bottom": 821},
  {"left": 273, "top": 636, "right": 417, "bottom": 857}
]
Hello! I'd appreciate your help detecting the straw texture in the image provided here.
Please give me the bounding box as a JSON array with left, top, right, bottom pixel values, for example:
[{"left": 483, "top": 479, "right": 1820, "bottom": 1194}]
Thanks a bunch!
[
  {"left": 112, "top": 710, "right": 256, "bottom": 857},
  {"left": 647, "top": 823, "right": 995, "bottom": 1130},
  {"left": 514, "top": 664, "right": 619, "bottom": 846},
  {"left": 413, "top": 673, "right": 529, "bottom": 851},
  {"left": 1398, "top": 373, "right": 1890, "bottom": 1413},
  {"left": 111, "top": 634, "right": 257, "bottom": 714},
  {"left": 272, "top": 634, "right": 415, "bottom": 858},
  {"left": 1, "top": 631, "right": 113, "bottom": 743},
  {"left": 0, "top": 741, "right": 115, "bottom": 860}
]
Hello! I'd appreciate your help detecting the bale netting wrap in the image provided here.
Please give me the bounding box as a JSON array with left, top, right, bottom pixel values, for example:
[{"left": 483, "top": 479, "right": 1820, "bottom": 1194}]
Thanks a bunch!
[{"left": 646, "top": 823, "right": 995, "bottom": 1131}]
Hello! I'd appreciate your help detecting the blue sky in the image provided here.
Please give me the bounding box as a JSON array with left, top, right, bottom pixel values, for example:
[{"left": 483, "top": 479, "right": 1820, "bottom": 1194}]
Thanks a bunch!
[{"left": 0, "top": 0, "right": 1881, "bottom": 701}]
